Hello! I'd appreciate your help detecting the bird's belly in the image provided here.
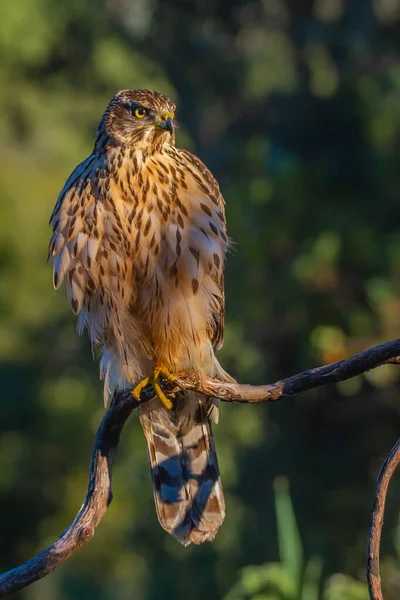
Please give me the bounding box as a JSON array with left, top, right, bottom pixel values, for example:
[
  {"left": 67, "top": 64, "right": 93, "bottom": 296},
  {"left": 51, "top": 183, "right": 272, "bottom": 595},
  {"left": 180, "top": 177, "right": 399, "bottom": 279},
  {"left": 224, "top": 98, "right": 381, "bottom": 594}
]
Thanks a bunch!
[
  {"left": 134, "top": 265, "right": 214, "bottom": 374},
  {"left": 126, "top": 196, "right": 223, "bottom": 375}
]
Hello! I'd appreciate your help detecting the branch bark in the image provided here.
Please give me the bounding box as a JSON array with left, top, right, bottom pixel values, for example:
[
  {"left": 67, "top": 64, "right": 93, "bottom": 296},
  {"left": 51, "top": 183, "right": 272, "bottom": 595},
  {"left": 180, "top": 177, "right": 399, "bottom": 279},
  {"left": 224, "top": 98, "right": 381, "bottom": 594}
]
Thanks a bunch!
[
  {"left": 367, "top": 437, "right": 400, "bottom": 600},
  {"left": 176, "top": 338, "right": 400, "bottom": 403},
  {"left": 0, "top": 338, "right": 400, "bottom": 597}
]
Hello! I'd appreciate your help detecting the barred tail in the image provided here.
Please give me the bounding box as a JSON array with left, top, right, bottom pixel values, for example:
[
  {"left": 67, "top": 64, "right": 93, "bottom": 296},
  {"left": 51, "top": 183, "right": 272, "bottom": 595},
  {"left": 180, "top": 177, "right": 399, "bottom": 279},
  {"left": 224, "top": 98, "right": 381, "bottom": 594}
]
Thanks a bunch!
[{"left": 139, "top": 393, "right": 225, "bottom": 546}]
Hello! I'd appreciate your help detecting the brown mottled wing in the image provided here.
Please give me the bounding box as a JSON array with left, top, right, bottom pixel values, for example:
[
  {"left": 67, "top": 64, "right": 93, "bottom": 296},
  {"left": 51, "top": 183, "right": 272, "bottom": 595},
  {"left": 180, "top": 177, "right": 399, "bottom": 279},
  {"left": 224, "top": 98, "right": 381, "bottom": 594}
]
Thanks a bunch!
[
  {"left": 48, "top": 153, "right": 135, "bottom": 358},
  {"left": 179, "top": 149, "right": 227, "bottom": 351},
  {"left": 211, "top": 287, "right": 225, "bottom": 351}
]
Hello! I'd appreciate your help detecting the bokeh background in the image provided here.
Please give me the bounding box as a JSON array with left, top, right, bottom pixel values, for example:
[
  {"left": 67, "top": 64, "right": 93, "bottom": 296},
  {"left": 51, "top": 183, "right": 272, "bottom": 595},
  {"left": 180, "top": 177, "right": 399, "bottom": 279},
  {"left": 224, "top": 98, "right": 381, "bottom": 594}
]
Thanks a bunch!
[{"left": 1, "top": 0, "right": 400, "bottom": 598}]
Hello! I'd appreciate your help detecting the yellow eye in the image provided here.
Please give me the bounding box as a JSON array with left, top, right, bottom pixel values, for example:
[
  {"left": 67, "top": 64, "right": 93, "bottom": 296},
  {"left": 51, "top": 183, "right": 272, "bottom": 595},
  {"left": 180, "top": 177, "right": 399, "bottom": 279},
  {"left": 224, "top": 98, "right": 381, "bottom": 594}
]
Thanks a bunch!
[{"left": 134, "top": 107, "right": 147, "bottom": 119}]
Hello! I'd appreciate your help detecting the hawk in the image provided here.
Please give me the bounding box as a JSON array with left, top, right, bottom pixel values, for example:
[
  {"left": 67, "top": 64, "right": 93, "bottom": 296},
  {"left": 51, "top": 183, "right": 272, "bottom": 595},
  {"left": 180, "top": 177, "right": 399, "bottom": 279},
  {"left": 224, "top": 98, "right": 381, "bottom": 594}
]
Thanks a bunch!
[{"left": 49, "top": 89, "right": 233, "bottom": 546}]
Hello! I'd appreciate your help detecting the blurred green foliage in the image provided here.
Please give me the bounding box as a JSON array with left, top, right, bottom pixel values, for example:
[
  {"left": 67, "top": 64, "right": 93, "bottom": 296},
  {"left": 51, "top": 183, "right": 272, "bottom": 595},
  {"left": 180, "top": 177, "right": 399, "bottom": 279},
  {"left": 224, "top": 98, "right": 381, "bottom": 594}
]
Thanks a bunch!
[
  {"left": 224, "top": 478, "right": 368, "bottom": 600},
  {"left": 1, "top": 0, "right": 400, "bottom": 598}
]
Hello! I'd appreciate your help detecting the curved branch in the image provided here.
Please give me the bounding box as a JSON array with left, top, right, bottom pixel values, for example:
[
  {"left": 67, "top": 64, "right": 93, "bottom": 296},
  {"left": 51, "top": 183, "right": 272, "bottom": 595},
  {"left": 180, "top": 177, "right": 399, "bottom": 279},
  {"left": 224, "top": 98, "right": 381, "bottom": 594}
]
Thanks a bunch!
[
  {"left": 176, "top": 339, "right": 400, "bottom": 402},
  {"left": 0, "top": 390, "right": 141, "bottom": 598},
  {"left": 0, "top": 338, "right": 400, "bottom": 596},
  {"left": 367, "top": 437, "right": 400, "bottom": 600}
]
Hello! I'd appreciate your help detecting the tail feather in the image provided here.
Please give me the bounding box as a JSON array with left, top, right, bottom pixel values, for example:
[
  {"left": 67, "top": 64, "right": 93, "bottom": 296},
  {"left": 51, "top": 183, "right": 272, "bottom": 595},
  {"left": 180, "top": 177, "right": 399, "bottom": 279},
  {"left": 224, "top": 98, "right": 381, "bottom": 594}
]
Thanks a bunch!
[{"left": 139, "top": 393, "right": 225, "bottom": 546}]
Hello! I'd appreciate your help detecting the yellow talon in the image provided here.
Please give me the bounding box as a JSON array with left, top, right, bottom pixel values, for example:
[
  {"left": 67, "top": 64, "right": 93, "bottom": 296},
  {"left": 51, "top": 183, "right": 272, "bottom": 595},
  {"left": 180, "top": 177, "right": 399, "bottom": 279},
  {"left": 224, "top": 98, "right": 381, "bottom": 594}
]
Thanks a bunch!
[
  {"left": 154, "top": 365, "right": 177, "bottom": 385},
  {"left": 132, "top": 376, "right": 151, "bottom": 400},
  {"left": 132, "top": 365, "right": 176, "bottom": 410},
  {"left": 153, "top": 379, "right": 173, "bottom": 410}
]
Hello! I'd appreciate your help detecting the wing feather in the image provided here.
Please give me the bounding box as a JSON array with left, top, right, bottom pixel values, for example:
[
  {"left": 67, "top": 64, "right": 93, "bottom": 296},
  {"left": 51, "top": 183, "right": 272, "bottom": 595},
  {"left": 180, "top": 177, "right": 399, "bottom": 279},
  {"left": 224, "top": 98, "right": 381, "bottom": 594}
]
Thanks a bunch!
[
  {"left": 49, "top": 153, "right": 135, "bottom": 347},
  {"left": 178, "top": 149, "right": 228, "bottom": 351}
]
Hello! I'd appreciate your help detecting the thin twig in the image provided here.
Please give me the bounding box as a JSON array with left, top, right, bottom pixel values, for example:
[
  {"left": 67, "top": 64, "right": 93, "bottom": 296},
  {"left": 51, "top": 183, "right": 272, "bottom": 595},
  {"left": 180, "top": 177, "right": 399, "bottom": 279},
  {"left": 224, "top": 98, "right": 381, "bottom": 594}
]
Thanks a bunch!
[
  {"left": 1, "top": 338, "right": 400, "bottom": 596},
  {"left": 367, "top": 437, "right": 400, "bottom": 600}
]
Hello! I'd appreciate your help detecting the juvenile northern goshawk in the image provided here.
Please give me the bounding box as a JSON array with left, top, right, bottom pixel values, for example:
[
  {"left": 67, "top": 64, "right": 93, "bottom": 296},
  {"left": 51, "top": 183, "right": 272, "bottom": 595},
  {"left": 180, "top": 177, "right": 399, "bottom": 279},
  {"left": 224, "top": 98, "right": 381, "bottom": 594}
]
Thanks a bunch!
[{"left": 49, "top": 89, "right": 233, "bottom": 545}]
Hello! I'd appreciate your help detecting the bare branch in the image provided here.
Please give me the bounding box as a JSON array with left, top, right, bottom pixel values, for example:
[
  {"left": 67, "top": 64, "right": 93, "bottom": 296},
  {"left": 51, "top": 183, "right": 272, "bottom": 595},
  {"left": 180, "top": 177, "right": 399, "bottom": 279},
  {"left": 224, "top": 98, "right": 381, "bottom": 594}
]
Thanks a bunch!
[
  {"left": 367, "top": 437, "right": 400, "bottom": 600},
  {"left": 1, "top": 338, "right": 400, "bottom": 596},
  {"left": 0, "top": 390, "right": 141, "bottom": 598},
  {"left": 175, "top": 339, "right": 400, "bottom": 403}
]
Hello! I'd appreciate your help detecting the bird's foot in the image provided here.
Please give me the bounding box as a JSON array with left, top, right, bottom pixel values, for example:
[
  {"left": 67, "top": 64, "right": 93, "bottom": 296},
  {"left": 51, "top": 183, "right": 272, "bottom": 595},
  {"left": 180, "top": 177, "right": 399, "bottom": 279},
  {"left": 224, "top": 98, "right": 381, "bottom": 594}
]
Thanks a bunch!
[
  {"left": 132, "top": 365, "right": 178, "bottom": 410},
  {"left": 132, "top": 376, "right": 151, "bottom": 402}
]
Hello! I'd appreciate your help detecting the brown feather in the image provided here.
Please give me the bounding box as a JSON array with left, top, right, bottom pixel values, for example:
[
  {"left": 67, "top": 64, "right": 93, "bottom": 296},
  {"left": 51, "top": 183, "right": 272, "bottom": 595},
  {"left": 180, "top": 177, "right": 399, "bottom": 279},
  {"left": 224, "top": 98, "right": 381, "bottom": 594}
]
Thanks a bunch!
[{"left": 139, "top": 394, "right": 225, "bottom": 546}]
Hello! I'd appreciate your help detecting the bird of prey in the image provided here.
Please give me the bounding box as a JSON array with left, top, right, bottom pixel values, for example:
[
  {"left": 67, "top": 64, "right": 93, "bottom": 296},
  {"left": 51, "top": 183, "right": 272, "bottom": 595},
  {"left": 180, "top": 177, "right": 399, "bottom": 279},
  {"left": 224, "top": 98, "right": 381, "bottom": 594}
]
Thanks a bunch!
[{"left": 49, "top": 89, "right": 233, "bottom": 546}]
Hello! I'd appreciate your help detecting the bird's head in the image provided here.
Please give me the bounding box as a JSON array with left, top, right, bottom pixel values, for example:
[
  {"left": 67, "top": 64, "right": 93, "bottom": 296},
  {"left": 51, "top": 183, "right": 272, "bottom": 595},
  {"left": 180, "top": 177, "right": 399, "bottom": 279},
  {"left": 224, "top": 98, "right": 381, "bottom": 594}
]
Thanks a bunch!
[{"left": 99, "top": 89, "right": 177, "bottom": 149}]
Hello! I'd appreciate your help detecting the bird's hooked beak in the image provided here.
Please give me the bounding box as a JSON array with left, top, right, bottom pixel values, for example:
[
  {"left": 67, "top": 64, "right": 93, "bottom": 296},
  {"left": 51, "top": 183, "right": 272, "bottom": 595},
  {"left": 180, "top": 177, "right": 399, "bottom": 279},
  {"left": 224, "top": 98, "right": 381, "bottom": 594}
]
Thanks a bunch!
[{"left": 157, "top": 112, "right": 175, "bottom": 135}]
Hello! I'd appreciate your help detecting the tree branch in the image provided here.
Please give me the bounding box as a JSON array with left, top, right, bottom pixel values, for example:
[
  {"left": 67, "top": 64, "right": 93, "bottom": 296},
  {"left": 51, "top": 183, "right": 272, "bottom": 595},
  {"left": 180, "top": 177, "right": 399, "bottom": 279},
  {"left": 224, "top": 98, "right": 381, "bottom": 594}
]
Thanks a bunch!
[
  {"left": 1, "top": 338, "right": 400, "bottom": 597},
  {"left": 0, "top": 390, "right": 141, "bottom": 598},
  {"left": 367, "top": 437, "right": 400, "bottom": 600},
  {"left": 176, "top": 338, "right": 400, "bottom": 403}
]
